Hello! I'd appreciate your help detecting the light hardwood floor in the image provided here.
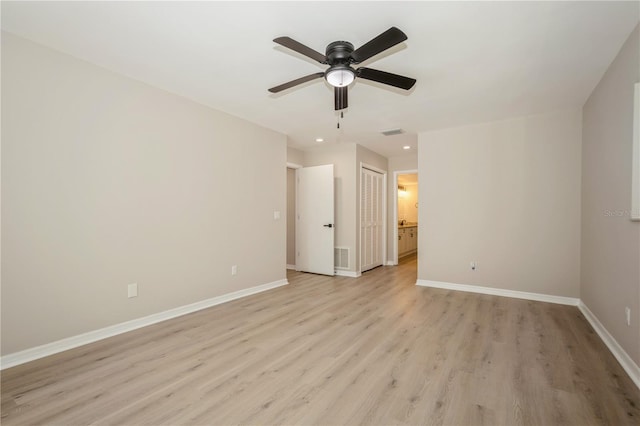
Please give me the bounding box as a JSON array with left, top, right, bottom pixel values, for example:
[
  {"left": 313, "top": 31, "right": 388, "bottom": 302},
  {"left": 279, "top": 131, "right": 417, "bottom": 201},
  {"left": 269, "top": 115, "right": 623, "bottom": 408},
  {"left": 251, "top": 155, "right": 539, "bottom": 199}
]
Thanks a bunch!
[{"left": 2, "top": 255, "right": 639, "bottom": 425}]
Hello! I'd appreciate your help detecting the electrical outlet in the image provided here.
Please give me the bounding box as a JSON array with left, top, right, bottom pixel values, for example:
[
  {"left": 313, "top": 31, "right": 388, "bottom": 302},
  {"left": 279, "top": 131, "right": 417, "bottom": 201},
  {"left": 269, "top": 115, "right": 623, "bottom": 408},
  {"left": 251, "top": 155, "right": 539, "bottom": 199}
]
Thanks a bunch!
[
  {"left": 625, "top": 307, "right": 631, "bottom": 326},
  {"left": 274, "top": 211, "right": 281, "bottom": 220},
  {"left": 231, "top": 265, "right": 238, "bottom": 276},
  {"left": 128, "top": 283, "right": 138, "bottom": 298}
]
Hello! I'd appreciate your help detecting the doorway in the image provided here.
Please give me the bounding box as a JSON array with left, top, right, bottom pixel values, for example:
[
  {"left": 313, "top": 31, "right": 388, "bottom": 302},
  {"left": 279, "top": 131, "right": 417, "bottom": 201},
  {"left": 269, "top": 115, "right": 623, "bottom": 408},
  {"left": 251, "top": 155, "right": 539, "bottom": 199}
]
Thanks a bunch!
[
  {"left": 296, "top": 165, "right": 335, "bottom": 275},
  {"left": 286, "top": 165, "right": 298, "bottom": 270},
  {"left": 360, "top": 164, "right": 386, "bottom": 273},
  {"left": 288, "top": 163, "right": 336, "bottom": 276},
  {"left": 393, "top": 170, "right": 418, "bottom": 265}
]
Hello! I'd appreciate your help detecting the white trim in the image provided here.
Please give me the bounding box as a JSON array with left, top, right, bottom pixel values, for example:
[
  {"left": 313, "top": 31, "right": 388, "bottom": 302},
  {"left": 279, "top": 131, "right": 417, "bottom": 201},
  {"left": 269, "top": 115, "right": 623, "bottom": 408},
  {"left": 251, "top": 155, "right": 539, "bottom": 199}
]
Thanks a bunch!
[
  {"left": 361, "top": 163, "right": 386, "bottom": 175},
  {"left": 578, "top": 301, "right": 640, "bottom": 389},
  {"left": 384, "top": 260, "right": 395, "bottom": 266},
  {"left": 0, "top": 279, "right": 289, "bottom": 370},
  {"left": 286, "top": 264, "right": 296, "bottom": 270},
  {"left": 335, "top": 270, "right": 361, "bottom": 278},
  {"left": 416, "top": 279, "right": 579, "bottom": 306},
  {"left": 286, "top": 162, "right": 303, "bottom": 169},
  {"left": 632, "top": 82, "right": 640, "bottom": 221}
]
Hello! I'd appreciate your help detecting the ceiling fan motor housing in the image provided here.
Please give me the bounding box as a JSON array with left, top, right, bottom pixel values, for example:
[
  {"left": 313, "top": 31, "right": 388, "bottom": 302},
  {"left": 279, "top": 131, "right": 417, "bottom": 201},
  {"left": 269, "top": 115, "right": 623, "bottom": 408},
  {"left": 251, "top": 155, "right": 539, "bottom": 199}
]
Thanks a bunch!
[{"left": 325, "top": 41, "right": 355, "bottom": 65}]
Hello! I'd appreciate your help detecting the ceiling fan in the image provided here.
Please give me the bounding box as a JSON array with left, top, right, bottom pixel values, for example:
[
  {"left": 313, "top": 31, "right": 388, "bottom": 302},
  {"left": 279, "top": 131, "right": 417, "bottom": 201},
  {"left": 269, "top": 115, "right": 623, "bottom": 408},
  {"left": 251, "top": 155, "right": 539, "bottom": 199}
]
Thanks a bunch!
[{"left": 268, "top": 27, "right": 416, "bottom": 111}]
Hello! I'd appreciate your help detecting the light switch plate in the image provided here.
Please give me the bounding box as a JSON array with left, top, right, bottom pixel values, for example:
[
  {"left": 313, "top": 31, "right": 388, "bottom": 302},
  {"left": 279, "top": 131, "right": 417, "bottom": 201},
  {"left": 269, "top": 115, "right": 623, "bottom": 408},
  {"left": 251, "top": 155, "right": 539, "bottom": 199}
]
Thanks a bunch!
[{"left": 128, "top": 283, "right": 138, "bottom": 298}]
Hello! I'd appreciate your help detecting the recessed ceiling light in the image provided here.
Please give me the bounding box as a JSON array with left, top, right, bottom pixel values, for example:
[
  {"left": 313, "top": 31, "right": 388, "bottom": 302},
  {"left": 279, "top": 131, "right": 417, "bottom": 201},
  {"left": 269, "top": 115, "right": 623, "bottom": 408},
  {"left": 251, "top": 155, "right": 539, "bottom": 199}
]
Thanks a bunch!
[
  {"left": 315, "top": 138, "right": 324, "bottom": 142},
  {"left": 403, "top": 145, "right": 411, "bottom": 150}
]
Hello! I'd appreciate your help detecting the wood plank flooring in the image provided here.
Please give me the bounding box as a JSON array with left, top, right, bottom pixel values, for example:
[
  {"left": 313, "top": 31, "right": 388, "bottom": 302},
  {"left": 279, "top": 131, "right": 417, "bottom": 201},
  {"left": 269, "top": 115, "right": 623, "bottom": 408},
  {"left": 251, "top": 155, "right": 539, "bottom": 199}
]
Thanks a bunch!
[{"left": 2, "top": 255, "right": 639, "bottom": 425}]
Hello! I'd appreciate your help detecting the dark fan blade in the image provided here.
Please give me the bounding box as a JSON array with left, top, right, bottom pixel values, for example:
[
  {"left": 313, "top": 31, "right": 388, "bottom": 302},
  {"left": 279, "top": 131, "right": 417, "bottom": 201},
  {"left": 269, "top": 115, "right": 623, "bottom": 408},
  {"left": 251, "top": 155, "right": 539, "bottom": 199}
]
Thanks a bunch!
[
  {"left": 273, "top": 37, "right": 327, "bottom": 63},
  {"left": 268, "top": 72, "right": 324, "bottom": 93},
  {"left": 351, "top": 27, "right": 407, "bottom": 64},
  {"left": 356, "top": 67, "right": 416, "bottom": 90},
  {"left": 334, "top": 86, "right": 348, "bottom": 110}
]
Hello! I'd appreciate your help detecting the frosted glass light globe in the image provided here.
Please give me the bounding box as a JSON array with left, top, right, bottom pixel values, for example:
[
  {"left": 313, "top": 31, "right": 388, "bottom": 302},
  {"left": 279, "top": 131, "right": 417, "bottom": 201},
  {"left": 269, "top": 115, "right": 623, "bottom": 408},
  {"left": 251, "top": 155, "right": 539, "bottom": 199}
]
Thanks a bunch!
[{"left": 326, "top": 67, "right": 355, "bottom": 87}]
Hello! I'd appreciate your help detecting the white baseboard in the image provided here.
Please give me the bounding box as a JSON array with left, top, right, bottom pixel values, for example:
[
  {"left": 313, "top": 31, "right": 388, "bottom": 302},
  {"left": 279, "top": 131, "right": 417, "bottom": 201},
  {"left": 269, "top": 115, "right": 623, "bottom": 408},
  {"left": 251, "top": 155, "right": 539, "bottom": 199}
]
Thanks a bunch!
[
  {"left": 0, "top": 278, "right": 289, "bottom": 370},
  {"left": 286, "top": 264, "right": 296, "bottom": 270},
  {"left": 335, "top": 270, "right": 361, "bottom": 278},
  {"left": 578, "top": 301, "right": 640, "bottom": 389},
  {"left": 416, "top": 279, "right": 580, "bottom": 306},
  {"left": 384, "top": 260, "right": 396, "bottom": 266}
]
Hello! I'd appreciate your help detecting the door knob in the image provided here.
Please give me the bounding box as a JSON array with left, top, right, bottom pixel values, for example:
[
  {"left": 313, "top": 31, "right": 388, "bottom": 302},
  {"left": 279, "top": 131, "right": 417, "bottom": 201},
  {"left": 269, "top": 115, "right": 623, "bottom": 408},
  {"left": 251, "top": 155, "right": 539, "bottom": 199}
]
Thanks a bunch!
[{"left": 323, "top": 224, "right": 333, "bottom": 228}]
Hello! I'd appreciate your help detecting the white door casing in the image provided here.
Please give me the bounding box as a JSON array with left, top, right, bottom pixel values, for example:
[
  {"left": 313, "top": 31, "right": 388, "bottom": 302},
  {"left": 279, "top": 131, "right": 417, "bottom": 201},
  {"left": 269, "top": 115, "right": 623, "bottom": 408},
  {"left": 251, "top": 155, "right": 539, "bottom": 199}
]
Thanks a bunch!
[
  {"left": 296, "top": 165, "right": 335, "bottom": 275},
  {"left": 393, "top": 169, "right": 418, "bottom": 265},
  {"left": 361, "top": 166, "right": 385, "bottom": 273}
]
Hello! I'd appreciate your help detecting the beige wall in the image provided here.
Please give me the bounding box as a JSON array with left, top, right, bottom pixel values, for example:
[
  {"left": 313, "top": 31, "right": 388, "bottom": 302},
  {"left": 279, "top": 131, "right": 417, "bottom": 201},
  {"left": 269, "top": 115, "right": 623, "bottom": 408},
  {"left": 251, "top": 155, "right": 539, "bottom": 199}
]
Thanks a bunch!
[
  {"left": 388, "top": 155, "right": 418, "bottom": 172},
  {"left": 581, "top": 25, "right": 640, "bottom": 365},
  {"left": 418, "top": 109, "right": 582, "bottom": 298},
  {"left": 287, "top": 146, "right": 305, "bottom": 167},
  {"left": 304, "top": 144, "right": 357, "bottom": 273},
  {"left": 1, "top": 33, "right": 287, "bottom": 355}
]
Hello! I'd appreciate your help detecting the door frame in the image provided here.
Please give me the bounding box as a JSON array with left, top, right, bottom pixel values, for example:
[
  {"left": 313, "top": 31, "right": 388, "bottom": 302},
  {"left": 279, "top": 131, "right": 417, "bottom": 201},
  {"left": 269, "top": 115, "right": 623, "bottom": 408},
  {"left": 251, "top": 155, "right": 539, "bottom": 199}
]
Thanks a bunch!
[
  {"left": 359, "top": 162, "right": 387, "bottom": 274},
  {"left": 286, "top": 162, "right": 302, "bottom": 270},
  {"left": 295, "top": 164, "right": 335, "bottom": 276},
  {"left": 392, "top": 169, "right": 418, "bottom": 265}
]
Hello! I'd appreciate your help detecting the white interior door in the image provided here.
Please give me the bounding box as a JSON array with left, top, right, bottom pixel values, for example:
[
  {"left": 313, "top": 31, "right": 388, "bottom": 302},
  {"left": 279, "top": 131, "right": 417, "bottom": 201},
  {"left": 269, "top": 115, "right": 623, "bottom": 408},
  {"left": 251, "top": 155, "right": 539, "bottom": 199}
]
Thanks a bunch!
[
  {"left": 296, "top": 165, "right": 334, "bottom": 275},
  {"left": 361, "top": 167, "right": 384, "bottom": 272}
]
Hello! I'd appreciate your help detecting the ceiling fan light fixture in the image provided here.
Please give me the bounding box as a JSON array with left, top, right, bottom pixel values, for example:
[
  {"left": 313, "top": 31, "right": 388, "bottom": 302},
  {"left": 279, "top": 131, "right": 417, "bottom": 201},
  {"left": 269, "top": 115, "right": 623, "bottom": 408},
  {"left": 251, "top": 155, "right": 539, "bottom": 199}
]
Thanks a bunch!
[
  {"left": 325, "top": 66, "right": 355, "bottom": 88},
  {"left": 269, "top": 28, "right": 415, "bottom": 111}
]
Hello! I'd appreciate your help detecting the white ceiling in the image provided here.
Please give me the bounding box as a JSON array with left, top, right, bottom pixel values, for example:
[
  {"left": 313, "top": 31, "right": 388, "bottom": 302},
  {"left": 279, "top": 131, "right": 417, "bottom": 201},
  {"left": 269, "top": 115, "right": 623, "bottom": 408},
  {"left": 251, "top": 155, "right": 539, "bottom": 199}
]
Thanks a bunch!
[{"left": 2, "top": 1, "right": 638, "bottom": 159}]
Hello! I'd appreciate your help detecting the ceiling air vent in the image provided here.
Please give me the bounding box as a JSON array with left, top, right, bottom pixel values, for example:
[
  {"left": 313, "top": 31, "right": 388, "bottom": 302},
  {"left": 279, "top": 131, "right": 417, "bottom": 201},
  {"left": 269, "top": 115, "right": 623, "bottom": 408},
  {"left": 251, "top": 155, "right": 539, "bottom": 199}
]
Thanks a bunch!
[{"left": 381, "top": 128, "right": 404, "bottom": 136}]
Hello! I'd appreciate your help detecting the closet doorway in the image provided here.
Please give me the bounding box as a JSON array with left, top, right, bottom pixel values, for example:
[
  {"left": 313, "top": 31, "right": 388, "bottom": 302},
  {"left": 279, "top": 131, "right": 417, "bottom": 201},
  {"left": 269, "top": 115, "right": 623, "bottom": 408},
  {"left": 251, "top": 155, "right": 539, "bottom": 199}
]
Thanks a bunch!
[{"left": 360, "top": 164, "right": 386, "bottom": 273}]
